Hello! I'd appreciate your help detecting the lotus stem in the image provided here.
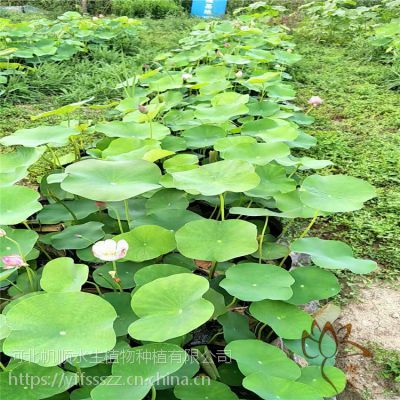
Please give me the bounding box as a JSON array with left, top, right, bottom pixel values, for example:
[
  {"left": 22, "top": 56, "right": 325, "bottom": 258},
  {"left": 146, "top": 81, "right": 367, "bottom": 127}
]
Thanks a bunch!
[
  {"left": 298, "top": 210, "right": 320, "bottom": 239},
  {"left": 219, "top": 193, "right": 225, "bottom": 221},
  {"left": 279, "top": 210, "right": 320, "bottom": 267},
  {"left": 226, "top": 297, "right": 237, "bottom": 309},
  {"left": 208, "top": 261, "right": 218, "bottom": 279},
  {"left": 258, "top": 216, "right": 269, "bottom": 264},
  {"left": 151, "top": 386, "right": 156, "bottom": 400},
  {"left": 25, "top": 266, "right": 36, "bottom": 292}
]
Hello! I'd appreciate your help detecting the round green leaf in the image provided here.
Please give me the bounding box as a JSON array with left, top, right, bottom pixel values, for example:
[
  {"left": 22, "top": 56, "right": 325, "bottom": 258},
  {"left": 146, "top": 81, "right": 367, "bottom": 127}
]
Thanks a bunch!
[
  {"left": 1, "top": 361, "right": 78, "bottom": 400},
  {"left": 291, "top": 237, "right": 378, "bottom": 274},
  {"left": 0, "top": 186, "right": 42, "bottom": 225},
  {"left": 241, "top": 118, "right": 298, "bottom": 142},
  {"left": 288, "top": 267, "right": 340, "bottom": 305},
  {"left": 181, "top": 125, "right": 226, "bottom": 149},
  {"left": 103, "top": 292, "right": 138, "bottom": 336},
  {"left": 298, "top": 366, "right": 346, "bottom": 397},
  {"left": 146, "top": 189, "right": 189, "bottom": 214},
  {"left": 91, "top": 343, "right": 187, "bottom": 400},
  {"left": 176, "top": 220, "right": 258, "bottom": 262},
  {"left": 0, "top": 147, "right": 45, "bottom": 186},
  {"left": 243, "top": 373, "right": 322, "bottom": 400},
  {"left": 93, "top": 261, "right": 146, "bottom": 289},
  {"left": 220, "top": 142, "right": 290, "bottom": 166},
  {"left": 3, "top": 292, "right": 117, "bottom": 366},
  {"left": 134, "top": 264, "right": 190, "bottom": 286},
  {"left": 129, "top": 274, "right": 214, "bottom": 342},
  {"left": 155, "top": 356, "right": 200, "bottom": 390},
  {"left": 172, "top": 160, "right": 260, "bottom": 196},
  {"left": 245, "top": 164, "right": 296, "bottom": 198},
  {"left": 48, "top": 222, "right": 105, "bottom": 250},
  {"left": 38, "top": 200, "right": 98, "bottom": 224},
  {"left": 61, "top": 159, "right": 161, "bottom": 201},
  {"left": 218, "top": 312, "right": 255, "bottom": 343},
  {"left": 250, "top": 300, "right": 313, "bottom": 339},
  {"left": 40, "top": 257, "right": 88, "bottom": 293},
  {"left": 225, "top": 339, "right": 300, "bottom": 380},
  {"left": 114, "top": 225, "right": 176, "bottom": 262},
  {"left": 300, "top": 175, "right": 376, "bottom": 212},
  {"left": 0, "top": 226, "right": 38, "bottom": 260},
  {"left": 174, "top": 378, "right": 239, "bottom": 400},
  {"left": 96, "top": 121, "right": 170, "bottom": 140},
  {"left": 0, "top": 125, "right": 78, "bottom": 147},
  {"left": 220, "top": 263, "right": 294, "bottom": 301},
  {"left": 0, "top": 314, "right": 10, "bottom": 340}
]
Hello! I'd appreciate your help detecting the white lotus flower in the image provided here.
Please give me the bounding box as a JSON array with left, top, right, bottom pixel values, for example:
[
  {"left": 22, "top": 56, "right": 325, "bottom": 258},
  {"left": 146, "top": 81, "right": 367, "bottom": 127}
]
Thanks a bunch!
[{"left": 92, "top": 239, "right": 129, "bottom": 262}]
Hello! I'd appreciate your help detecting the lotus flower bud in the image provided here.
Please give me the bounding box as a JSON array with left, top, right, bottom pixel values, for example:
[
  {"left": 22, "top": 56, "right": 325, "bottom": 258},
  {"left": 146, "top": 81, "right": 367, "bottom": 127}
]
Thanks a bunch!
[
  {"left": 235, "top": 70, "right": 243, "bottom": 79},
  {"left": 308, "top": 96, "right": 324, "bottom": 107},
  {"left": 95, "top": 201, "right": 106, "bottom": 208},
  {"left": 182, "top": 73, "right": 193, "bottom": 80},
  {"left": 2, "top": 255, "right": 27, "bottom": 269},
  {"left": 92, "top": 239, "right": 129, "bottom": 262},
  {"left": 224, "top": 42, "right": 230, "bottom": 48},
  {"left": 138, "top": 104, "right": 148, "bottom": 114},
  {"left": 0, "top": 228, "right": 6, "bottom": 237}
]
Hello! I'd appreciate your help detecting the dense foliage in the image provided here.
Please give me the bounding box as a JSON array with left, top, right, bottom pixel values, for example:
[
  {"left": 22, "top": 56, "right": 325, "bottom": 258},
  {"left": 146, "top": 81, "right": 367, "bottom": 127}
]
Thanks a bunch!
[
  {"left": 0, "top": 3, "right": 379, "bottom": 400},
  {"left": 0, "top": 11, "right": 140, "bottom": 92}
]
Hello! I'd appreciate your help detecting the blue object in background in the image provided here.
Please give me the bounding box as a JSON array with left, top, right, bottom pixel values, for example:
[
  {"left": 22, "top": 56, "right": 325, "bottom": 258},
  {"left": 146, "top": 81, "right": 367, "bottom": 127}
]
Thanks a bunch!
[{"left": 191, "top": 0, "right": 228, "bottom": 17}]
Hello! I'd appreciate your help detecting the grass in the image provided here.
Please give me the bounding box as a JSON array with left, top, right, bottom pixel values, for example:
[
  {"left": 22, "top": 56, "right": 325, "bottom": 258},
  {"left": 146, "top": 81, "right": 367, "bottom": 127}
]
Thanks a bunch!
[{"left": 291, "top": 35, "right": 400, "bottom": 286}]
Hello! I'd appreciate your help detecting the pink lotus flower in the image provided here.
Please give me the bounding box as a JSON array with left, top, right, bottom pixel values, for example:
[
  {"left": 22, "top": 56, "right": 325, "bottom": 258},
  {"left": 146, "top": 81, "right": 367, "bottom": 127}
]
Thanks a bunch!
[
  {"left": 92, "top": 239, "right": 129, "bottom": 262},
  {"left": 0, "top": 228, "right": 6, "bottom": 237},
  {"left": 235, "top": 70, "right": 243, "bottom": 79},
  {"left": 308, "top": 96, "right": 324, "bottom": 107},
  {"left": 2, "top": 255, "right": 27, "bottom": 269},
  {"left": 95, "top": 201, "right": 106, "bottom": 208},
  {"left": 182, "top": 73, "right": 193, "bottom": 80}
]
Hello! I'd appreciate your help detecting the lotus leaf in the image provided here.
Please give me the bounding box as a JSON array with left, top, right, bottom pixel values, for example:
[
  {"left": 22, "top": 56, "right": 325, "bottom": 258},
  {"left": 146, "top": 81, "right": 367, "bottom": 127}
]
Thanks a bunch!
[
  {"left": 288, "top": 266, "right": 340, "bottom": 305},
  {"left": 243, "top": 373, "right": 322, "bottom": 400},
  {"left": 0, "top": 185, "right": 42, "bottom": 225},
  {"left": 250, "top": 300, "right": 313, "bottom": 339},
  {"left": 225, "top": 339, "right": 300, "bottom": 379},
  {"left": 134, "top": 264, "right": 190, "bottom": 286},
  {"left": 91, "top": 343, "right": 187, "bottom": 400},
  {"left": 129, "top": 274, "right": 214, "bottom": 341},
  {"left": 96, "top": 121, "right": 170, "bottom": 140},
  {"left": 61, "top": 159, "right": 161, "bottom": 201},
  {"left": 299, "top": 175, "right": 376, "bottom": 212},
  {"left": 40, "top": 257, "right": 88, "bottom": 293},
  {"left": 3, "top": 292, "right": 117, "bottom": 366},
  {"left": 220, "top": 263, "right": 294, "bottom": 301},
  {"left": 0, "top": 125, "right": 78, "bottom": 147},
  {"left": 174, "top": 378, "right": 239, "bottom": 400},
  {"left": 291, "top": 237, "right": 378, "bottom": 274},
  {"left": 172, "top": 160, "right": 260, "bottom": 196},
  {"left": 176, "top": 220, "right": 258, "bottom": 262},
  {"left": 1, "top": 361, "right": 78, "bottom": 400},
  {"left": 114, "top": 225, "right": 176, "bottom": 262}
]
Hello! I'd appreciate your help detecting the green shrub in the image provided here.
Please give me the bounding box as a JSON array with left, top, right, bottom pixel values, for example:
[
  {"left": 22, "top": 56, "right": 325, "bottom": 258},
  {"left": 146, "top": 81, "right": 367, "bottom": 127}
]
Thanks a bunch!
[{"left": 111, "top": 0, "right": 184, "bottom": 18}]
